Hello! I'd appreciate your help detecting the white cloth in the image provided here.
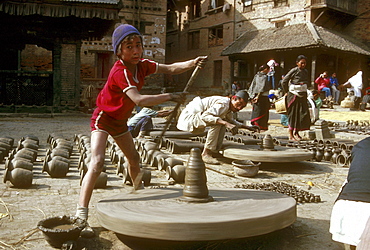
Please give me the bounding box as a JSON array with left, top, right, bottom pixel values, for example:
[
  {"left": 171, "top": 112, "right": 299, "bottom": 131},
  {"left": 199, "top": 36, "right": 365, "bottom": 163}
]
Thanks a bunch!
[
  {"left": 346, "top": 71, "right": 363, "bottom": 98},
  {"left": 289, "top": 84, "right": 307, "bottom": 97},
  {"left": 177, "top": 96, "right": 242, "bottom": 133},
  {"left": 330, "top": 199, "right": 370, "bottom": 246}
]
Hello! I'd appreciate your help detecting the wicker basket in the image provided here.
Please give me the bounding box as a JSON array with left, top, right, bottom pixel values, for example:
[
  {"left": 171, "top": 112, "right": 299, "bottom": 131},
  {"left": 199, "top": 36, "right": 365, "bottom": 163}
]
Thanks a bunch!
[{"left": 275, "top": 96, "right": 287, "bottom": 114}]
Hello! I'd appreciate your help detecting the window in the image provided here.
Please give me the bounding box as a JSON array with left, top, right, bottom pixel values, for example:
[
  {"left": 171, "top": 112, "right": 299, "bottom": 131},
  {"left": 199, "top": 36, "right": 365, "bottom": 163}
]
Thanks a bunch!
[
  {"left": 190, "top": 0, "right": 201, "bottom": 19},
  {"left": 188, "top": 31, "right": 200, "bottom": 50},
  {"left": 274, "top": 0, "right": 288, "bottom": 7},
  {"left": 97, "top": 52, "right": 111, "bottom": 78},
  {"left": 210, "top": 0, "right": 223, "bottom": 9},
  {"left": 243, "top": 0, "right": 252, "bottom": 12},
  {"left": 208, "top": 26, "right": 223, "bottom": 47}
]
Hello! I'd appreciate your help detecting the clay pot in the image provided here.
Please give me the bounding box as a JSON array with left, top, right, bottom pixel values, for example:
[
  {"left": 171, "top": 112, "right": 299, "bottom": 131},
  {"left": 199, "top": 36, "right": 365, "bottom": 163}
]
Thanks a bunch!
[
  {"left": 158, "top": 157, "right": 184, "bottom": 171},
  {"left": 3, "top": 167, "right": 33, "bottom": 188},
  {"left": 0, "top": 141, "right": 11, "bottom": 154},
  {"left": 14, "top": 148, "right": 37, "bottom": 162},
  {"left": 5, "top": 158, "right": 33, "bottom": 171},
  {"left": 150, "top": 151, "right": 168, "bottom": 169},
  {"left": 122, "top": 166, "right": 151, "bottom": 186},
  {"left": 331, "top": 148, "right": 342, "bottom": 164},
  {"left": 324, "top": 147, "right": 333, "bottom": 161},
  {"left": 336, "top": 154, "right": 347, "bottom": 167},
  {"left": 43, "top": 155, "right": 70, "bottom": 178},
  {"left": 37, "top": 215, "right": 86, "bottom": 248},
  {"left": 166, "top": 164, "right": 186, "bottom": 183},
  {"left": 94, "top": 172, "right": 108, "bottom": 189},
  {"left": 315, "top": 147, "right": 324, "bottom": 162},
  {"left": 143, "top": 141, "right": 159, "bottom": 152},
  {"left": 309, "top": 147, "right": 316, "bottom": 161},
  {"left": 47, "top": 148, "right": 70, "bottom": 159},
  {"left": 232, "top": 160, "right": 260, "bottom": 177},
  {"left": 0, "top": 137, "right": 14, "bottom": 148}
]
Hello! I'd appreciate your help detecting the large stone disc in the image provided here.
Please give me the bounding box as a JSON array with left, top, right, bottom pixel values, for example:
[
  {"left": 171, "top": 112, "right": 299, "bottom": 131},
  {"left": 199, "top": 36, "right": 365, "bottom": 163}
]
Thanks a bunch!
[
  {"left": 96, "top": 188, "right": 296, "bottom": 241},
  {"left": 223, "top": 145, "right": 312, "bottom": 162}
]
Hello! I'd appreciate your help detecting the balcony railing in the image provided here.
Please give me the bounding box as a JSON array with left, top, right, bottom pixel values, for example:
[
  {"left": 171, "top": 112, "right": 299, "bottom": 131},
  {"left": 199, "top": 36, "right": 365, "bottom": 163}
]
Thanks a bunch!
[{"left": 310, "top": 0, "right": 357, "bottom": 14}]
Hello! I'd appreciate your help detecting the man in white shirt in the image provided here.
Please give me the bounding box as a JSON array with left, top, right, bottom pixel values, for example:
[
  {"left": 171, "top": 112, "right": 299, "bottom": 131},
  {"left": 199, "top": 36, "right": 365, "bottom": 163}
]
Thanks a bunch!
[{"left": 177, "top": 90, "right": 259, "bottom": 164}]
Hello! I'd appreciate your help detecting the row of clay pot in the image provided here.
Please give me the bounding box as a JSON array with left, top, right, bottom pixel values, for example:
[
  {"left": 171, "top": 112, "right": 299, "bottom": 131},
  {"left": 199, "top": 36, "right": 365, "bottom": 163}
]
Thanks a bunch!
[
  {"left": 133, "top": 138, "right": 186, "bottom": 183},
  {"left": 3, "top": 136, "right": 39, "bottom": 188},
  {"left": 0, "top": 136, "right": 14, "bottom": 162},
  {"left": 42, "top": 135, "right": 73, "bottom": 178},
  {"left": 75, "top": 134, "right": 107, "bottom": 189},
  {"left": 235, "top": 182, "right": 321, "bottom": 203},
  {"left": 275, "top": 138, "right": 353, "bottom": 167}
]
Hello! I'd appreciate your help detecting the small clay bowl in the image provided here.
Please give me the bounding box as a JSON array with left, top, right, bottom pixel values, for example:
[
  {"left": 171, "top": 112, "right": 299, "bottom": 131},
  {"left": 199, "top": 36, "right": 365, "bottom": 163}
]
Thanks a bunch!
[
  {"left": 232, "top": 160, "right": 260, "bottom": 177},
  {"left": 37, "top": 215, "right": 86, "bottom": 248}
]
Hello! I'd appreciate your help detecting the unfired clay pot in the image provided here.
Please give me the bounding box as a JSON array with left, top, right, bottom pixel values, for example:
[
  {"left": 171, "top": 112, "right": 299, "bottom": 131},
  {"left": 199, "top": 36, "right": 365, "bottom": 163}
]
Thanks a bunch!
[
  {"left": 5, "top": 158, "right": 33, "bottom": 171},
  {"left": 232, "top": 160, "right": 260, "bottom": 177},
  {"left": 43, "top": 155, "right": 70, "bottom": 178},
  {"left": 158, "top": 157, "right": 183, "bottom": 171},
  {"left": 166, "top": 164, "right": 186, "bottom": 183},
  {"left": 3, "top": 167, "right": 33, "bottom": 188}
]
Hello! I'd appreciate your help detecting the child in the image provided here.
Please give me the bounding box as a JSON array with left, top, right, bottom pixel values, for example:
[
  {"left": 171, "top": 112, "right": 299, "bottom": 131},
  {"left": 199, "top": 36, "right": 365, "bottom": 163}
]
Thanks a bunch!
[{"left": 75, "top": 24, "right": 207, "bottom": 237}]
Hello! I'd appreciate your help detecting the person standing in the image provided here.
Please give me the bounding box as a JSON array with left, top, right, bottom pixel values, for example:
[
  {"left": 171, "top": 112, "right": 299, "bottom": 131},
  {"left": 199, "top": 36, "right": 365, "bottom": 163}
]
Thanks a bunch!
[
  {"left": 330, "top": 137, "right": 370, "bottom": 249},
  {"left": 75, "top": 23, "right": 207, "bottom": 237},
  {"left": 281, "top": 55, "right": 311, "bottom": 141},
  {"left": 248, "top": 64, "right": 271, "bottom": 131},
  {"left": 267, "top": 59, "right": 279, "bottom": 90},
  {"left": 330, "top": 72, "right": 340, "bottom": 105}
]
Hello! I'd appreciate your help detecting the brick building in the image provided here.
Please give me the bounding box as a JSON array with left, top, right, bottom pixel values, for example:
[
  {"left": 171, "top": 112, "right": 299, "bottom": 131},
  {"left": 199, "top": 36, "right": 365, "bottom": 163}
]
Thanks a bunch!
[
  {"left": 0, "top": 0, "right": 121, "bottom": 110},
  {"left": 80, "top": 0, "right": 168, "bottom": 109},
  {"left": 168, "top": 0, "right": 370, "bottom": 95}
]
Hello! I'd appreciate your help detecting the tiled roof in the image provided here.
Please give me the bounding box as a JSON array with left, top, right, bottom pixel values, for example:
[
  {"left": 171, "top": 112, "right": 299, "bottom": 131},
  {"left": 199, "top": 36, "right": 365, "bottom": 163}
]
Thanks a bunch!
[
  {"left": 61, "top": 0, "right": 120, "bottom": 4},
  {"left": 222, "top": 22, "right": 370, "bottom": 56}
]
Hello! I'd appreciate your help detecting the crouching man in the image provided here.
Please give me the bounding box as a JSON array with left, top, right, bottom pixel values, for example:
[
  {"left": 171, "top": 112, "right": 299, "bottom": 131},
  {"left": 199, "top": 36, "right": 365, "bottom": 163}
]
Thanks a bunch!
[{"left": 176, "top": 90, "right": 259, "bottom": 164}]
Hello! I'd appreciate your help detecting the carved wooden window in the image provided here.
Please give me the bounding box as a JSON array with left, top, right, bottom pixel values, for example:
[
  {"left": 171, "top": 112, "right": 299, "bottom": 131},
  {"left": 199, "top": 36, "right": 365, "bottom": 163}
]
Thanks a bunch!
[{"left": 208, "top": 26, "right": 223, "bottom": 47}]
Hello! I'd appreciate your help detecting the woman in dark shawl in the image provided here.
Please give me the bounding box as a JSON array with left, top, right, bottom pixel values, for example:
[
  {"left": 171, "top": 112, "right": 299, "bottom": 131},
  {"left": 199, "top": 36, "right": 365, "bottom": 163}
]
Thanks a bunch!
[
  {"left": 248, "top": 64, "right": 271, "bottom": 131},
  {"left": 281, "top": 55, "right": 311, "bottom": 141}
]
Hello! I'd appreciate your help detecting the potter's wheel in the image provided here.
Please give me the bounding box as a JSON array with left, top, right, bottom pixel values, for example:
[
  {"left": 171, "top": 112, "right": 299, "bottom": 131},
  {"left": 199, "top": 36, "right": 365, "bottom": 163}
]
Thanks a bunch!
[
  {"left": 96, "top": 187, "right": 296, "bottom": 241},
  {"left": 223, "top": 145, "right": 312, "bottom": 162}
]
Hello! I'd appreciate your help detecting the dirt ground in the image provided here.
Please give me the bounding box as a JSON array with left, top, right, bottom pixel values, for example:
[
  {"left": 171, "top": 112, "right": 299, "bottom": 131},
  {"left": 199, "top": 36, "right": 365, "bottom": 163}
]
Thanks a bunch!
[{"left": 0, "top": 106, "right": 369, "bottom": 250}]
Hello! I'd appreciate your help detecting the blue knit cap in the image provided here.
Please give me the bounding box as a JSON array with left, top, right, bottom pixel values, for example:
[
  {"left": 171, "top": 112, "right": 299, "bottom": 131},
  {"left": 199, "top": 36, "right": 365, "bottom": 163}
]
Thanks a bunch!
[{"left": 112, "top": 24, "right": 141, "bottom": 54}]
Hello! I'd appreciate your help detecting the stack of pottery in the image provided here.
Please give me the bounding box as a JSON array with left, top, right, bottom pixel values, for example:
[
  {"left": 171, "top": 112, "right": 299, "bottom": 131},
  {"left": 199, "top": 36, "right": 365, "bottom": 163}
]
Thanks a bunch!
[
  {"left": 3, "top": 136, "right": 39, "bottom": 188},
  {"left": 0, "top": 136, "right": 14, "bottom": 162},
  {"left": 44, "top": 135, "right": 73, "bottom": 178}
]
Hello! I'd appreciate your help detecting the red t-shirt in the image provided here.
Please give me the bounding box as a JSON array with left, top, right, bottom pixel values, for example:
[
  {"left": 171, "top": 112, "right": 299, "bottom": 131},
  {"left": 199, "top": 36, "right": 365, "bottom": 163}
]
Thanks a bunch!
[
  {"left": 96, "top": 59, "right": 158, "bottom": 120},
  {"left": 315, "top": 76, "right": 330, "bottom": 91}
]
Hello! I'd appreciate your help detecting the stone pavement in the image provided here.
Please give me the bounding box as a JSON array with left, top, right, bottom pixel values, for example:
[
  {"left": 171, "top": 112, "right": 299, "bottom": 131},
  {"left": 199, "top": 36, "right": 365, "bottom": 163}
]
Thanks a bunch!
[{"left": 0, "top": 106, "right": 368, "bottom": 249}]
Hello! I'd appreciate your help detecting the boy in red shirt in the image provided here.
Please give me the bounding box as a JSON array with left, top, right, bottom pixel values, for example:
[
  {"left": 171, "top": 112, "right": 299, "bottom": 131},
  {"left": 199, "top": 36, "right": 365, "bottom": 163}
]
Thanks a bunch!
[{"left": 76, "top": 24, "right": 207, "bottom": 236}]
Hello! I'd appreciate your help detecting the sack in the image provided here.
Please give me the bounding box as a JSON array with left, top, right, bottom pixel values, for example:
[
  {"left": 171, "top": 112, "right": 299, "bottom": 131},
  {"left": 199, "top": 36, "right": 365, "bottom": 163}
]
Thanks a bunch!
[{"left": 275, "top": 96, "right": 287, "bottom": 114}]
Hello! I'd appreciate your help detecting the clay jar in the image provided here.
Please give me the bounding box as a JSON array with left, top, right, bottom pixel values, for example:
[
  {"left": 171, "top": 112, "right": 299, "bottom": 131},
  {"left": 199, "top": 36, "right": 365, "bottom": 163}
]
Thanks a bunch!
[
  {"left": 324, "top": 147, "right": 333, "bottom": 161},
  {"left": 315, "top": 147, "right": 324, "bottom": 162},
  {"left": 43, "top": 155, "right": 70, "bottom": 178},
  {"left": 166, "top": 164, "right": 186, "bottom": 183},
  {"left": 3, "top": 167, "right": 33, "bottom": 188},
  {"left": 331, "top": 148, "right": 342, "bottom": 164},
  {"left": 158, "top": 157, "right": 184, "bottom": 172},
  {"left": 5, "top": 158, "right": 33, "bottom": 171},
  {"left": 150, "top": 151, "right": 168, "bottom": 169}
]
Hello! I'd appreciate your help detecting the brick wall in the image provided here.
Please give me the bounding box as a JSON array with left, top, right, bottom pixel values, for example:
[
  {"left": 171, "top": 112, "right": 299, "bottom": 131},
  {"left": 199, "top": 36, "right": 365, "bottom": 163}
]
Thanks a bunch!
[{"left": 60, "top": 43, "right": 78, "bottom": 106}]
